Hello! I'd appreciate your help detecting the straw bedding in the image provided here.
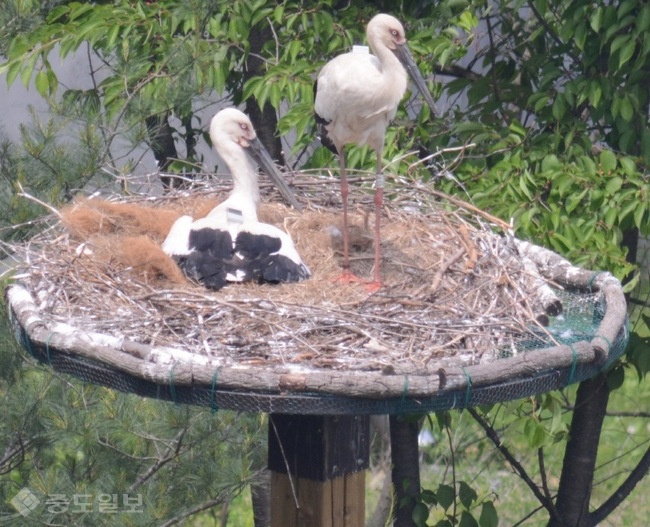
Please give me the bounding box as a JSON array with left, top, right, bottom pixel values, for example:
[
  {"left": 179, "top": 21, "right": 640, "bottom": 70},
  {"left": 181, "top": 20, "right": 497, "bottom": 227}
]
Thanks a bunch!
[{"left": 6, "top": 174, "right": 558, "bottom": 373}]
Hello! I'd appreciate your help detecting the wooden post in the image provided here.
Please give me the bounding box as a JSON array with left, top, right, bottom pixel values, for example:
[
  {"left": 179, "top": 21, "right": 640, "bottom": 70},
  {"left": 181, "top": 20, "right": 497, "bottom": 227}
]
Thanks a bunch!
[{"left": 268, "top": 414, "right": 370, "bottom": 527}]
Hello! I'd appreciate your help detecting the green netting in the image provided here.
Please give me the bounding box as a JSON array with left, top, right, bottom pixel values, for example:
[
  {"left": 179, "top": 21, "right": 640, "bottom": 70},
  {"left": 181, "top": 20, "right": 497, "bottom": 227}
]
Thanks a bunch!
[
  {"left": 8, "top": 281, "right": 628, "bottom": 416},
  {"left": 3, "top": 178, "right": 629, "bottom": 415}
]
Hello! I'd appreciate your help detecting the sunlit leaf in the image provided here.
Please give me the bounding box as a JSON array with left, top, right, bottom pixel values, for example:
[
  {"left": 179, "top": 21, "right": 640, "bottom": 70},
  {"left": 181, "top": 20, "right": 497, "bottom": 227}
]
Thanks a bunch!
[
  {"left": 34, "top": 70, "right": 49, "bottom": 97},
  {"left": 619, "top": 40, "right": 636, "bottom": 69},
  {"left": 600, "top": 150, "right": 617, "bottom": 173},
  {"left": 590, "top": 7, "right": 603, "bottom": 32}
]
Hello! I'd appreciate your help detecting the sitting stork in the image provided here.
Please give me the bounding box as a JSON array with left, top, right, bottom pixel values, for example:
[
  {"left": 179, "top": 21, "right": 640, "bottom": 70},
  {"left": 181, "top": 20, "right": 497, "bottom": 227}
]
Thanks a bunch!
[
  {"left": 162, "top": 108, "right": 310, "bottom": 290},
  {"left": 314, "top": 13, "right": 437, "bottom": 290}
]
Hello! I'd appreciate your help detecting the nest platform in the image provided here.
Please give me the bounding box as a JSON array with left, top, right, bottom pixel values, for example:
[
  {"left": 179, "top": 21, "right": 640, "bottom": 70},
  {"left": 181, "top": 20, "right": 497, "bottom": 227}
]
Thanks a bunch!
[{"left": 5, "top": 174, "right": 628, "bottom": 414}]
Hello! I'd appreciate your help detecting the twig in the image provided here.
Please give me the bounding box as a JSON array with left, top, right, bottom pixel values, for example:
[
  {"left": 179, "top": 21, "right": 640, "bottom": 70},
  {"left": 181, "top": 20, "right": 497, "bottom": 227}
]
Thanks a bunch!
[
  {"left": 414, "top": 183, "right": 512, "bottom": 231},
  {"left": 431, "top": 247, "right": 466, "bottom": 293},
  {"left": 17, "top": 182, "right": 62, "bottom": 218},
  {"left": 407, "top": 143, "right": 477, "bottom": 170},
  {"left": 468, "top": 407, "right": 559, "bottom": 520},
  {"left": 269, "top": 416, "right": 300, "bottom": 509}
]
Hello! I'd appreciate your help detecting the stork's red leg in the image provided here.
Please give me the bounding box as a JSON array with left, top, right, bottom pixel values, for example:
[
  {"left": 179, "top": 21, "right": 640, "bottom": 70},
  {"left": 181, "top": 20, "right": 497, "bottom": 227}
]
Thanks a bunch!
[
  {"left": 371, "top": 186, "right": 383, "bottom": 287},
  {"left": 332, "top": 149, "right": 373, "bottom": 287},
  {"left": 366, "top": 150, "right": 384, "bottom": 292},
  {"left": 339, "top": 149, "right": 351, "bottom": 272}
]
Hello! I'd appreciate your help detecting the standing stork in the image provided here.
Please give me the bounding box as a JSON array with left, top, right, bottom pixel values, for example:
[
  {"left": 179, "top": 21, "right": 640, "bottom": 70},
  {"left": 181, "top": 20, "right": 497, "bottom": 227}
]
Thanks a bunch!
[
  {"left": 314, "top": 13, "right": 437, "bottom": 290},
  {"left": 162, "top": 108, "right": 310, "bottom": 290}
]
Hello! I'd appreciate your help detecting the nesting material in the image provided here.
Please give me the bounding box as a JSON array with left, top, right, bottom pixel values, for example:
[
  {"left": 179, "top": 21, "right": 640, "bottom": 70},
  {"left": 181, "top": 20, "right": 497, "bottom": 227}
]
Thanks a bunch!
[{"left": 7, "top": 175, "right": 574, "bottom": 374}]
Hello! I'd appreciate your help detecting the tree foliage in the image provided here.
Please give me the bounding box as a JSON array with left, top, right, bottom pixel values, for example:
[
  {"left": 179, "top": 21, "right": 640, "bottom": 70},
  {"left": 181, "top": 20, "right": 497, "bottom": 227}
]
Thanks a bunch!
[{"left": 1, "top": 0, "right": 650, "bottom": 525}]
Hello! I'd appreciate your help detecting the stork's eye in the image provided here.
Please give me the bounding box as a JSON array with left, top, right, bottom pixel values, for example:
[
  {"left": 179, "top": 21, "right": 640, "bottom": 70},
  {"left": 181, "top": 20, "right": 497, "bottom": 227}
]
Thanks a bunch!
[
  {"left": 240, "top": 123, "right": 249, "bottom": 131},
  {"left": 390, "top": 29, "right": 399, "bottom": 37}
]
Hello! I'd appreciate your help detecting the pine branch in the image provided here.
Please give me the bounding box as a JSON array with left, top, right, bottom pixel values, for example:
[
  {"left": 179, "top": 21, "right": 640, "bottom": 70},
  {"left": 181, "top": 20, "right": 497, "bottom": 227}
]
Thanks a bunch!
[
  {"left": 128, "top": 427, "right": 188, "bottom": 492},
  {"left": 0, "top": 435, "right": 34, "bottom": 475}
]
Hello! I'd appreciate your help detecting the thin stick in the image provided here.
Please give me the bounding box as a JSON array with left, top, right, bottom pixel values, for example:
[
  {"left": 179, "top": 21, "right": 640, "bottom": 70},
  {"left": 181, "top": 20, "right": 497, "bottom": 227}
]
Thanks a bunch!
[
  {"left": 431, "top": 247, "right": 466, "bottom": 293},
  {"left": 415, "top": 184, "right": 512, "bottom": 231},
  {"left": 269, "top": 417, "right": 300, "bottom": 509},
  {"left": 17, "top": 183, "right": 62, "bottom": 218}
]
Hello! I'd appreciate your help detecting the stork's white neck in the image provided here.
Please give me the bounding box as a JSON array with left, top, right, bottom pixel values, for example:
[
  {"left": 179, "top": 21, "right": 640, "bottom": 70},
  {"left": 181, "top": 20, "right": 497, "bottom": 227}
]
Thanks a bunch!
[
  {"left": 205, "top": 132, "right": 261, "bottom": 224},
  {"left": 367, "top": 34, "right": 404, "bottom": 77},
  {"left": 228, "top": 150, "right": 260, "bottom": 208}
]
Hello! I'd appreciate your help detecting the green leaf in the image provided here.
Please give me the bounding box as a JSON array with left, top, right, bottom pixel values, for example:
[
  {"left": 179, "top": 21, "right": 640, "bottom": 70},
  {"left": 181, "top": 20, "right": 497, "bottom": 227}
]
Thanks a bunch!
[
  {"left": 530, "top": 422, "right": 547, "bottom": 448},
  {"left": 459, "top": 510, "right": 479, "bottom": 527},
  {"left": 5, "top": 60, "right": 20, "bottom": 85},
  {"left": 412, "top": 502, "right": 429, "bottom": 526},
  {"left": 619, "top": 97, "right": 634, "bottom": 122},
  {"left": 638, "top": 5, "right": 650, "bottom": 32},
  {"left": 437, "top": 484, "right": 455, "bottom": 510},
  {"left": 566, "top": 188, "right": 588, "bottom": 213},
  {"left": 606, "top": 365, "right": 625, "bottom": 391},
  {"left": 479, "top": 501, "right": 499, "bottom": 527},
  {"left": 518, "top": 173, "right": 534, "bottom": 200},
  {"left": 34, "top": 70, "right": 48, "bottom": 97},
  {"left": 541, "top": 154, "right": 561, "bottom": 171},
  {"left": 47, "top": 4, "right": 71, "bottom": 23},
  {"left": 589, "top": 81, "right": 601, "bottom": 108},
  {"left": 436, "top": 411, "right": 452, "bottom": 429},
  {"left": 634, "top": 201, "right": 647, "bottom": 229},
  {"left": 552, "top": 96, "right": 565, "bottom": 121},
  {"left": 458, "top": 481, "right": 478, "bottom": 509},
  {"left": 619, "top": 40, "right": 636, "bottom": 69},
  {"left": 590, "top": 7, "right": 603, "bottom": 32},
  {"left": 605, "top": 176, "right": 623, "bottom": 194},
  {"left": 600, "top": 150, "right": 617, "bottom": 173},
  {"left": 604, "top": 205, "right": 618, "bottom": 227},
  {"left": 619, "top": 156, "right": 637, "bottom": 177},
  {"left": 610, "top": 35, "right": 629, "bottom": 55},
  {"left": 575, "top": 22, "right": 587, "bottom": 50},
  {"left": 420, "top": 489, "right": 437, "bottom": 506}
]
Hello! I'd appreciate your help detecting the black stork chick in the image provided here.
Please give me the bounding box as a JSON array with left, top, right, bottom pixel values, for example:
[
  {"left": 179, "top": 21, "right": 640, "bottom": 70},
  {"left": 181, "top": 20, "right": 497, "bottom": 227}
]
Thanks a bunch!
[{"left": 162, "top": 108, "right": 310, "bottom": 290}]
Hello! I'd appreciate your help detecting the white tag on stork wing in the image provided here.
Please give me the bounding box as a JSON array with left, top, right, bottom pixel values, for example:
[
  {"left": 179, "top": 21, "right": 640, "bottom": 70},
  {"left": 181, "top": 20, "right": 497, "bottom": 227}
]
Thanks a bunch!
[
  {"left": 352, "top": 45, "right": 370, "bottom": 54},
  {"left": 226, "top": 208, "right": 244, "bottom": 225}
]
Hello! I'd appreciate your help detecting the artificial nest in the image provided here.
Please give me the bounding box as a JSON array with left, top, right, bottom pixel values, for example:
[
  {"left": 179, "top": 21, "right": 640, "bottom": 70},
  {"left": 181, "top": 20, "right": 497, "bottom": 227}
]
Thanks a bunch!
[{"left": 5, "top": 174, "right": 627, "bottom": 401}]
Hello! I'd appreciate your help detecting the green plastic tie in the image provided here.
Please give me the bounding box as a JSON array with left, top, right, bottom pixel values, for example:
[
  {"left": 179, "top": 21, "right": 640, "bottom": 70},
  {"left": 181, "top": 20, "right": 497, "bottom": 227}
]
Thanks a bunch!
[
  {"left": 45, "top": 333, "right": 53, "bottom": 364},
  {"left": 168, "top": 364, "right": 178, "bottom": 405},
  {"left": 461, "top": 367, "right": 472, "bottom": 408},
  {"left": 210, "top": 369, "right": 220, "bottom": 414},
  {"left": 401, "top": 376, "right": 409, "bottom": 402},
  {"left": 588, "top": 272, "right": 604, "bottom": 293}
]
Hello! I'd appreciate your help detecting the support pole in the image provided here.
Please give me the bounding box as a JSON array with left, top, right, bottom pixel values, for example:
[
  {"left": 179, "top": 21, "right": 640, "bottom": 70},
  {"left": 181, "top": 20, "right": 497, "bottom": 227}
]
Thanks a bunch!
[{"left": 268, "top": 414, "right": 370, "bottom": 527}]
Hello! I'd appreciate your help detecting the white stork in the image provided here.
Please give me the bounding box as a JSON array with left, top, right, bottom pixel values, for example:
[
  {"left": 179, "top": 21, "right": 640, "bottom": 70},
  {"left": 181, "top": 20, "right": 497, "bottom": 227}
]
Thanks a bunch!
[
  {"left": 162, "top": 108, "right": 310, "bottom": 290},
  {"left": 314, "top": 13, "right": 437, "bottom": 290}
]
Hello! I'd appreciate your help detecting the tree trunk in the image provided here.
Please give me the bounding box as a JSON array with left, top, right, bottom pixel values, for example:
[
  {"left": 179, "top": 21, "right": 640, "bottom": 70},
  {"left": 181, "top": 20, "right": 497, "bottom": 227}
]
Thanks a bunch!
[
  {"left": 548, "top": 374, "right": 610, "bottom": 527},
  {"left": 389, "top": 415, "right": 421, "bottom": 527},
  {"left": 145, "top": 113, "right": 182, "bottom": 190},
  {"left": 242, "top": 24, "right": 285, "bottom": 165}
]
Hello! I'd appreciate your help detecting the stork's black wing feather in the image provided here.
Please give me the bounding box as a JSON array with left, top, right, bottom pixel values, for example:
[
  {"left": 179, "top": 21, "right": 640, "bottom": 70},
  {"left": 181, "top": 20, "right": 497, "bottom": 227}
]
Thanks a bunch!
[{"left": 313, "top": 80, "right": 338, "bottom": 155}]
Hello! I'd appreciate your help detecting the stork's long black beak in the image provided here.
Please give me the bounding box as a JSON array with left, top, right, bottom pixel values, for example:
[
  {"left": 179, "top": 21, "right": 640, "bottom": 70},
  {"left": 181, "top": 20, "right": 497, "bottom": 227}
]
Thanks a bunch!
[
  {"left": 246, "top": 137, "right": 302, "bottom": 211},
  {"left": 393, "top": 43, "right": 437, "bottom": 115}
]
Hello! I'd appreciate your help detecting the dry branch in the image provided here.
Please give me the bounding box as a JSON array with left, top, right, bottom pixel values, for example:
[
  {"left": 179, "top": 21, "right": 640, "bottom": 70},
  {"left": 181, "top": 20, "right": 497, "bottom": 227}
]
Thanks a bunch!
[{"left": 3, "top": 175, "right": 627, "bottom": 401}]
